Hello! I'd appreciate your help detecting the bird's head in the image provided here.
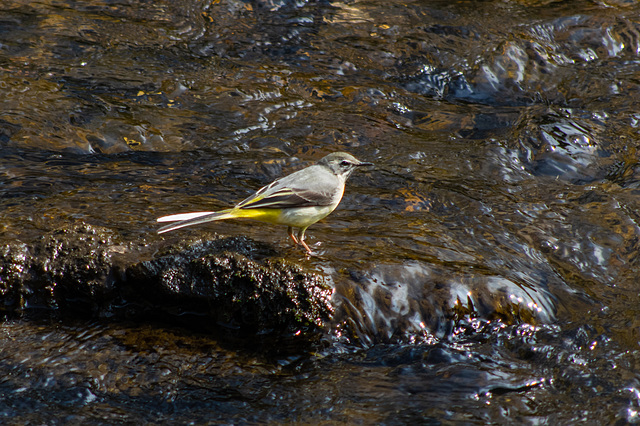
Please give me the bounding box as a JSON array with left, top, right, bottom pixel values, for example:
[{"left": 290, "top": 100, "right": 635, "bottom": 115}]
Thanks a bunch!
[{"left": 318, "top": 152, "right": 373, "bottom": 179}]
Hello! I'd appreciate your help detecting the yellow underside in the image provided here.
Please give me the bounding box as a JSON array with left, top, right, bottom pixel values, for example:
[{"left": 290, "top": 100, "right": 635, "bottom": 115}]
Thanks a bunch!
[
  {"left": 222, "top": 204, "right": 335, "bottom": 229},
  {"left": 226, "top": 207, "right": 282, "bottom": 224}
]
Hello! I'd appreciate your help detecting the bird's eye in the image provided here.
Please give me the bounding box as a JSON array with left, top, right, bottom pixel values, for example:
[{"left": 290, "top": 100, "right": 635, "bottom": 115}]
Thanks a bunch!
[{"left": 340, "top": 160, "right": 351, "bottom": 166}]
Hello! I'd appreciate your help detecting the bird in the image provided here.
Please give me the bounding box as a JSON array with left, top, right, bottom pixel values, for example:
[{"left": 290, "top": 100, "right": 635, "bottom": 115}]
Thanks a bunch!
[{"left": 157, "top": 152, "right": 372, "bottom": 254}]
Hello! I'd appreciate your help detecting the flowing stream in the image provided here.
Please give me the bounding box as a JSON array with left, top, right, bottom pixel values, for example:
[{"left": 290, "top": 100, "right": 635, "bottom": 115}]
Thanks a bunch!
[{"left": 2, "top": 0, "right": 640, "bottom": 423}]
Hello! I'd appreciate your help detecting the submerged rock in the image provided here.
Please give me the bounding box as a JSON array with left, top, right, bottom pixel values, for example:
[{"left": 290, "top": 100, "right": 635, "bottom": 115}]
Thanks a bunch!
[{"left": 0, "top": 223, "right": 334, "bottom": 340}]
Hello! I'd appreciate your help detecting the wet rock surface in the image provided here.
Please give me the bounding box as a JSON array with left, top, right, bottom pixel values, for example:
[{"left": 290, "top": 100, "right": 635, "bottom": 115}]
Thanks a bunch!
[
  {"left": 0, "top": 223, "right": 334, "bottom": 340},
  {"left": 126, "top": 239, "right": 333, "bottom": 337}
]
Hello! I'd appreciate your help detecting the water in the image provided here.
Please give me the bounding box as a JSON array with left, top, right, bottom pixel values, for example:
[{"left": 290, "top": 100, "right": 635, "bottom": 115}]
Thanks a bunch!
[{"left": 2, "top": 0, "right": 640, "bottom": 423}]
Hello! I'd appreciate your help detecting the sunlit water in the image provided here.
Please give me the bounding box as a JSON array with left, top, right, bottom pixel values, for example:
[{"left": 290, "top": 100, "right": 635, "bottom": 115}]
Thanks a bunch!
[{"left": 2, "top": 0, "right": 640, "bottom": 423}]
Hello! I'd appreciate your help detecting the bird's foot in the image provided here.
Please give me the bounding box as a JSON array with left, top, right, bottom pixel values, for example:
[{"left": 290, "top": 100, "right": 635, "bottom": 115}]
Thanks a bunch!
[{"left": 300, "top": 239, "right": 313, "bottom": 255}]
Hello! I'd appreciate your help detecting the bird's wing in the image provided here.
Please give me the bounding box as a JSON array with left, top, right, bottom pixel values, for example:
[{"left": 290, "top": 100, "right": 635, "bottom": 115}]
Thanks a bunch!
[{"left": 237, "top": 165, "right": 340, "bottom": 209}]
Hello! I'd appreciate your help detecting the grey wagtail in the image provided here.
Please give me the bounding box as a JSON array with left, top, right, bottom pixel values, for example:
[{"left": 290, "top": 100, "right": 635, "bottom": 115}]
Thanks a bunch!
[{"left": 157, "top": 152, "right": 372, "bottom": 254}]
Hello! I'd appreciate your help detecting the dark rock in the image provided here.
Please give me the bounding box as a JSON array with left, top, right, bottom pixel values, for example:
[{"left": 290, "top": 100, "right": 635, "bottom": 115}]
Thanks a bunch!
[
  {"left": 28, "top": 224, "right": 122, "bottom": 315},
  {"left": 0, "top": 223, "right": 334, "bottom": 341},
  {"left": 0, "top": 242, "right": 29, "bottom": 313},
  {"left": 126, "top": 239, "right": 334, "bottom": 337}
]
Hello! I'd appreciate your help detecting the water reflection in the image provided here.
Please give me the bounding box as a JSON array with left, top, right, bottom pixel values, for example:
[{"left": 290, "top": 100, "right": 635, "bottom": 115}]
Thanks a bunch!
[{"left": 0, "top": 319, "right": 552, "bottom": 423}]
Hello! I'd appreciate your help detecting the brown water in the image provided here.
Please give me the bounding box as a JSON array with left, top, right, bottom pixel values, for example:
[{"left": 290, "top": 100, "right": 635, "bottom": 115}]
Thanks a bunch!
[{"left": 2, "top": 0, "right": 640, "bottom": 423}]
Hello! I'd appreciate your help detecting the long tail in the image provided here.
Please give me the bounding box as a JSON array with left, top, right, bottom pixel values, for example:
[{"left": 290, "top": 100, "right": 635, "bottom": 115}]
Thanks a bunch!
[{"left": 157, "top": 209, "right": 236, "bottom": 234}]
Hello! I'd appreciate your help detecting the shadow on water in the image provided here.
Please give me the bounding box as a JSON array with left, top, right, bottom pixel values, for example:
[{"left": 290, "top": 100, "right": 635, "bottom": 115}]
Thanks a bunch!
[{"left": 2, "top": 0, "right": 640, "bottom": 423}]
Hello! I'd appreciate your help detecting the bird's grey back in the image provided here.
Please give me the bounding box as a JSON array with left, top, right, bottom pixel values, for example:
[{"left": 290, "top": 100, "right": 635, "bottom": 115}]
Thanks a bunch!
[{"left": 238, "top": 164, "right": 342, "bottom": 209}]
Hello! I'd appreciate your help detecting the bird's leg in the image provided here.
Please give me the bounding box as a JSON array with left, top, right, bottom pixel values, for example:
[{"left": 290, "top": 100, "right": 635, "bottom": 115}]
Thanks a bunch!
[
  {"left": 297, "top": 228, "right": 312, "bottom": 254},
  {"left": 287, "top": 226, "right": 299, "bottom": 244}
]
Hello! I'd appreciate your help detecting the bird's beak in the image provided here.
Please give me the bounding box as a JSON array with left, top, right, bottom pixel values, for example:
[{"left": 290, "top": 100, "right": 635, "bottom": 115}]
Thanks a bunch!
[{"left": 357, "top": 161, "right": 374, "bottom": 167}]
